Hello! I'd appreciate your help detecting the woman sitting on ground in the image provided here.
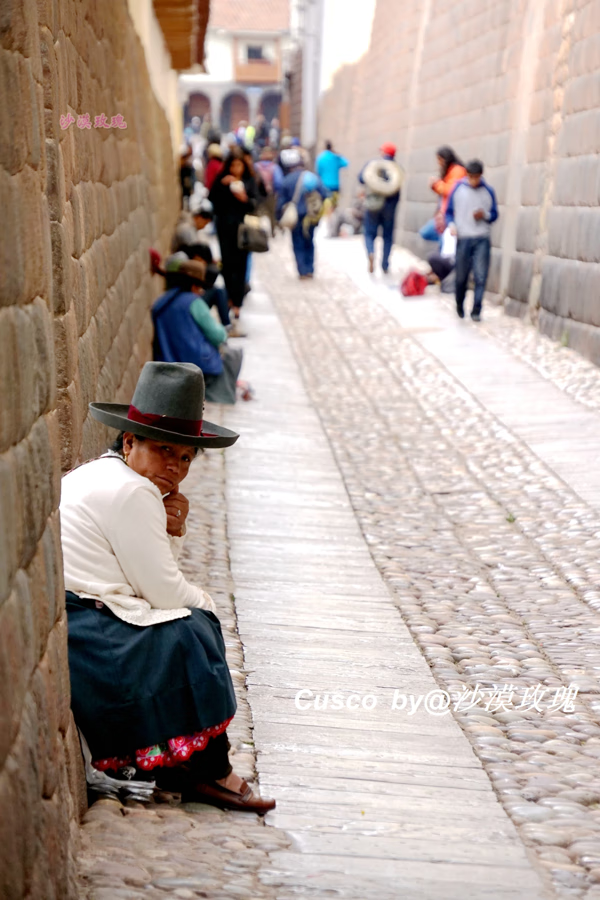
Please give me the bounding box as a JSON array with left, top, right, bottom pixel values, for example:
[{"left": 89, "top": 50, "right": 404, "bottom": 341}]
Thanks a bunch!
[
  {"left": 61, "top": 361, "right": 274, "bottom": 813},
  {"left": 152, "top": 254, "right": 243, "bottom": 405}
]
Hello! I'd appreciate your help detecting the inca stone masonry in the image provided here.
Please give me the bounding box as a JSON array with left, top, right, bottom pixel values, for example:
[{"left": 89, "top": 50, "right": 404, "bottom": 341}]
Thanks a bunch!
[
  {"left": 0, "top": 0, "right": 178, "bottom": 896},
  {"left": 319, "top": 0, "right": 600, "bottom": 364}
]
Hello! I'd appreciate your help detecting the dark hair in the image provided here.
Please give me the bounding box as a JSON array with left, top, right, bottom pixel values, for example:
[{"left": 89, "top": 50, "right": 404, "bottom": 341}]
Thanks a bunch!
[
  {"left": 193, "top": 208, "right": 213, "bottom": 222},
  {"left": 111, "top": 431, "right": 199, "bottom": 457},
  {"left": 180, "top": 243, "right": 213, "bottom": 265},
  {"left": 219, "top": 147, "right": 252, "bottom": 181},
  {"left": 325, "top": 140, "right": 332, "bottom": 151},
  {"left": 111, "top": 431, "right": 146, "bottom": 454},
  {"left": 465, "top": 159, "right": 484, "bottom": 176},
  {"left": 436, "top": 146, "right": 463, "bottom": 178},
  {"left": 164, "top": 271, "right": 197, "bottom": 291}
]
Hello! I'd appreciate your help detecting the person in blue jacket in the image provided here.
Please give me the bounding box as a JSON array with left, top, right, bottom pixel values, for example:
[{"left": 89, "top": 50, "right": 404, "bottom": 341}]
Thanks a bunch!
[
  {"left": 152, "top": 256, "right": 243, "bottom": 404},
  {"left": 445, "top": 159, "right": 498, "bottom": 321},
  {"left": 277, "top": 151, "right": 328, "bottom": 279},
  {"left": 316, "top": 141, "right": 349, "bottom": 202}
]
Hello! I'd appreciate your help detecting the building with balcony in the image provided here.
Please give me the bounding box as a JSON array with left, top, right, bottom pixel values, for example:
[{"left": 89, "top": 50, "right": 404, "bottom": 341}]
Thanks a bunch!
[{"left": 179, "top": 0, "right": 292, "bottom": 134}]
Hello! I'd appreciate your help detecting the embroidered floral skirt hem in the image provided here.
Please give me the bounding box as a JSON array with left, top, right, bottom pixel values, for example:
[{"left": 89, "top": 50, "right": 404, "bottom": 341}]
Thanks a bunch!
[
  {"left": 92, "top": 717, "right": 234, "bottom": 773},
  {"left": 66, "top": 592, "right": 237, "bottom": 762}
]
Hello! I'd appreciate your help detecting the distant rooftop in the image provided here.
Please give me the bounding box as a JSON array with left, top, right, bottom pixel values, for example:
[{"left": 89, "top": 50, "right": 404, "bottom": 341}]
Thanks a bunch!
[{"left": 208, "top": 0, "right": 290, "bottom": 33}]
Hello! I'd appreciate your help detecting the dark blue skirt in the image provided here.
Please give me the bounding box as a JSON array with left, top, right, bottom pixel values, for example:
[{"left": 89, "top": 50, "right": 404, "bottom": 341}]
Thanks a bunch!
[{"left": 66, "top": 592, "right": 237, "bottom": 759}]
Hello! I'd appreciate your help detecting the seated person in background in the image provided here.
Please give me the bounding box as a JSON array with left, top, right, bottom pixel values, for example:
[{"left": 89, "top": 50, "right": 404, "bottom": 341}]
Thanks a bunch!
[
  {"left": 191, "top": 198, "right": 217, "bottom": 248},
  {"left": 62, "top": 361, "right": 274, "bottom": 812},
  {"left": 180, "top": 243, "right": 231, "bottom": 330},
  {"left": 152, "top": 256, "right": 243, "bottom": 405},
  {"left": 427, "top": 225, "right": 457, "bottom": 289},
  {"left": 171, "top": 211, "right": 198, "bottom": 252}
]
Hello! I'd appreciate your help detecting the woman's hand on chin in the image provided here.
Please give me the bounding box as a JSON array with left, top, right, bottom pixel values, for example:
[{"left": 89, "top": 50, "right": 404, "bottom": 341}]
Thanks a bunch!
[{"left": 163, "top": 490, "right": 190, "bottom": 536}]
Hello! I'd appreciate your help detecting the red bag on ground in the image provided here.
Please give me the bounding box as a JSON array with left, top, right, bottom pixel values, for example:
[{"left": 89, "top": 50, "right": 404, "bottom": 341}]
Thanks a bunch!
[{"left": 400, "top": 271, "right": 428, "bottom": 296}]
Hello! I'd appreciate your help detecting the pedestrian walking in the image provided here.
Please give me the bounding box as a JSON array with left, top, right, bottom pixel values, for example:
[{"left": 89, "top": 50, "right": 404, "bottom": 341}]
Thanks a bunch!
[
  {"left": 254, "top": 113, "right": 270, "bottom": 152},
  {"left": 179, "top": 146, "right": 196, "bottom": 209},
  {"left": 203, "top": 143, "right": 224, "bottom": 191},
  {"left": 359, "top": 143, "right": 404, "bottom": 274},
  {"left": 419, "top": 146, "right": 466, "bottom": 247},
  {"left": 278, "top": 152, "right": 327, "bottom": 279},
  {"left": 208, "top": 148, "right": 259, "bottom": 327},
  {"left": 255, "top": 147, "right": 284, "bottom": 235},
  {"left": 316, "top": 140, "right": 349, "bottom": 205},
  {"left": 445, "top": 159, "right": 498, "bottom": 321},
  {"left": 269, "top": 117, "right": 281, "bottom": 150}
]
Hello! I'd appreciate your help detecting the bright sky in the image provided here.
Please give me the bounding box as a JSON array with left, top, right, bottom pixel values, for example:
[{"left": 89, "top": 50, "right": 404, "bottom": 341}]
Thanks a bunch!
[{"left": 319, "top": 0, "right": 376, "bottom": 93}]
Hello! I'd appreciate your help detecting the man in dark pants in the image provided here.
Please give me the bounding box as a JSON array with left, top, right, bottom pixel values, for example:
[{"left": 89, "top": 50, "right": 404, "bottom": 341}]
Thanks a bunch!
[
  {"left": 445, "top": 159, "right": 498, "bottom": 321},
  {"left": 358, "top": 143, "right": 403, "bottom": 274}
]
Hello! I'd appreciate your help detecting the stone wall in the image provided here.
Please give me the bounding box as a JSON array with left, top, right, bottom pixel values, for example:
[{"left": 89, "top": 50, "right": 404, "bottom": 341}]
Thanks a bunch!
[
  {"left": 319, "top": 0, "right": 600, "bottom": 364},
  {"left": 0, "top": 0, "right": 179, "bottom": 897}
]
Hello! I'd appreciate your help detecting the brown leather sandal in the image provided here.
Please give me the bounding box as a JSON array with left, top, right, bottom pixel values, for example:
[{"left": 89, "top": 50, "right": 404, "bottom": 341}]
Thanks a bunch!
[{"left": 183, "top": 779, "right": 276, "bottom": 814}]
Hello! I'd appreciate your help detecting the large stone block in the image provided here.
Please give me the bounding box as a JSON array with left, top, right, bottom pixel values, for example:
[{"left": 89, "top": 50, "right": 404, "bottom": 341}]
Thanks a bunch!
[
  {"left": 77, "top": 319, "right": 99, "bottom": 410},
  {"left": 20, "top": 166, "right": 51, "bottom": 302},
  {"left": 31, "top": 653, "right": 59, "bottom": 799},
  {"left": 0, "top": 49, "right": 35, "bottom": 175},
  {"left": 0, "top": 691, "right": 45, "bottom": 900},
  {"left": 57, "top": 379, "right": 82, "bottom": 471},
  {"left": 0, "top": 303, "right": 55, "bottom": 453},
  {"left": 0, "top": 168, "right": 26, "bottom": 306},
  {"left": 14, "top": 419, "right": 55, "bottom": 569},
  {"left": 50, "top": 220, "right": 71, "bottom": 315},
  {"left": 47, "top": 615, "right": 71, "bottom": 735},
  {"left": 53, "top": 304, "right": 77, "bottom": 392},
  {"left": 508, "top": 252, "right": 534, "bottom": 304},
  {"left": 64, "top": 716, "right": 86, "bottom": 819},
  {"left": 0, "top": 573, "right": 36, "bottom": 768},
  {"left": 0, "top": 450, "right": 19, "bottom": 604}
]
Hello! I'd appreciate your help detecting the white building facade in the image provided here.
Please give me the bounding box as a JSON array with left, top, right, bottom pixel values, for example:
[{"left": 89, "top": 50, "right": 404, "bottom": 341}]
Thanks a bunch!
[{"left": 179, "top": 0, "right": 292, "bottom": 133}]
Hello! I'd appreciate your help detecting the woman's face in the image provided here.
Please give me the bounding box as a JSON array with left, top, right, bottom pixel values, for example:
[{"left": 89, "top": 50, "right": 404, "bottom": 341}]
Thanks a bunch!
[
  {"left": 436, "top": 154, "right": 445, "bottom": 171},
  {"left": 230, "top": 158, "right": 244, "bottom": 179},
  {"left": 123, "top": 434, "right": 196, "bottom": 494}
]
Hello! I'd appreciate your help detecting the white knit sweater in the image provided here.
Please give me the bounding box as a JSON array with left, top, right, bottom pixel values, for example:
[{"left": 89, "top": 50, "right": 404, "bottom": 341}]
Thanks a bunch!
[{"left": 60, "top": 455, "right": 216, "bottom": 626}]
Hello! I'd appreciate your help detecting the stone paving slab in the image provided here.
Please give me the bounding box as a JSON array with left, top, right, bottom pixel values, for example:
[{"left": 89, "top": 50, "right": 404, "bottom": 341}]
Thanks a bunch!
[
  {"left": 249, "top": 236, "right": 600, "bottom": 899},
  {"left": 321, "top": 236, "right": 600, "bottom": 512},
  {"left": 222, "top": 286, "right": 549, "bottom": 898}
]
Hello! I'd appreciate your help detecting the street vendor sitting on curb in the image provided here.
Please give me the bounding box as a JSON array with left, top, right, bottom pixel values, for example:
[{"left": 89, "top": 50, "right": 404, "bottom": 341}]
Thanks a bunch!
[{"left": 60, "top": 361, "right": 275, "bottom": 813}]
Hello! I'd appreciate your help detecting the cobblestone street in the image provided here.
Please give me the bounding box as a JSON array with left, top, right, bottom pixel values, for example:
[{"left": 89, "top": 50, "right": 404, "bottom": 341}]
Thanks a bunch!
[{"left": 78, "top": 235, "right": 600, "bottom": 899}]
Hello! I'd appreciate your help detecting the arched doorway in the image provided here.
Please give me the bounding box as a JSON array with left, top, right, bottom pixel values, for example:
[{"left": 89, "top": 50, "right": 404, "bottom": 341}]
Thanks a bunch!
[
  {"left": 220, "top": 93, "right": 249, "bottom": 133},
  {"left": 259, "top": 91, "right": 282, "bottom": 123},
  {"left": 188, "top": 92, "right": 211, "bottom": 121}
]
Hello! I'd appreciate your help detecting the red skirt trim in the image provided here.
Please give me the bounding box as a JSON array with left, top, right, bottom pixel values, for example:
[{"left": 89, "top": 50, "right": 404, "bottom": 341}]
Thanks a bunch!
[{"left": 92, "top": 717, "right": 233, "bottom": 773}]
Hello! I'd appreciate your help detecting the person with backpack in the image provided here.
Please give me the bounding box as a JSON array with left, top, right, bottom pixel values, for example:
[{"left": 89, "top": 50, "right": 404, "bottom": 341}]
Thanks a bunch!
[
  {"left": 255, "top": 146, "right": 284, "bottom": 235},
  {"left": 358, "top": 143, "right": 404, "bottom": 274},
  {"left": 277, "top": 152, "right": 328, "bottom": 279}
]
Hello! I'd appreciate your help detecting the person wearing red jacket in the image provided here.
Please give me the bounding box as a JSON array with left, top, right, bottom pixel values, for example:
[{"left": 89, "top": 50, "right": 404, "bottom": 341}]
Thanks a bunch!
[{"left": 203, "top": 143, "right": 224, "bottom": 191}]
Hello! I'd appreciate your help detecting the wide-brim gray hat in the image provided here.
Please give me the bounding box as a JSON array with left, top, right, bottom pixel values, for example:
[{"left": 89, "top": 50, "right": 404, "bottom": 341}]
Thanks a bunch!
[{"left": 89, "top": 361, "right": 239, "bottom": 449}]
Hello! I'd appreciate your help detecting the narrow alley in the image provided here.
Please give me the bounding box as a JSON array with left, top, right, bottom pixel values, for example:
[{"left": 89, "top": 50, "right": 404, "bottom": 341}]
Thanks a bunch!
[{"left": 78, "top": 236, "right": 600, "bottom": 899}]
